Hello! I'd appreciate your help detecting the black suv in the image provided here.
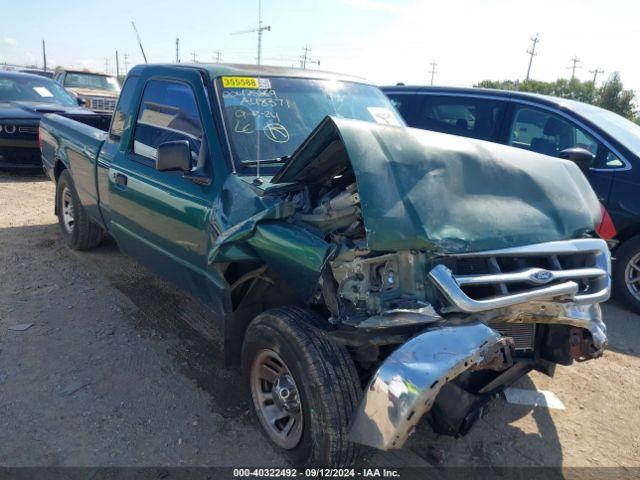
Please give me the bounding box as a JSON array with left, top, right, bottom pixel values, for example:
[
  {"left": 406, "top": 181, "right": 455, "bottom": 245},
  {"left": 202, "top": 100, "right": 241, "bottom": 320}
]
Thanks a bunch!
[{"left": 382, "top": 85, "right": 640, "bottom": 313}]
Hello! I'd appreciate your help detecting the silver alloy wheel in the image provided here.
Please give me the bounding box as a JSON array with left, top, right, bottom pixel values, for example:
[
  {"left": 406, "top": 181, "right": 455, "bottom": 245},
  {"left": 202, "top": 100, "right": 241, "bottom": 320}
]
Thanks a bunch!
[
  {"left": 625, "top": 252, "right": 640, "bottom": 301},
  {"left": 250, "top": 349, "right": 304, "bottom": 449},
  {"left": 61, "top": 187, "right": 75, "bottom": 234}
]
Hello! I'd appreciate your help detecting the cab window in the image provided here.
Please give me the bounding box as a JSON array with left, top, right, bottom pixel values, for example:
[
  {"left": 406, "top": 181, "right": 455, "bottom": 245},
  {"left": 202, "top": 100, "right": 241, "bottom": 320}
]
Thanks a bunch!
[
  {"left": 412, "top": 95, "right": 507, "bottom": 141},
  {"left": 132, "top": 80, "right": 202, "bottom": 164},
  {"left": 508, "top": 106, "right": 599, "bottom": 158}
]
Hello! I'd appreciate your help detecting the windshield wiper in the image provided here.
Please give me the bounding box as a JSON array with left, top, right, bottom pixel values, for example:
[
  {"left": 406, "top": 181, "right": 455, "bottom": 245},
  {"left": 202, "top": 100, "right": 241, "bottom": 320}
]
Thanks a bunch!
[{"left": 241, "top": 156, "right": 290, "bottom": 166}]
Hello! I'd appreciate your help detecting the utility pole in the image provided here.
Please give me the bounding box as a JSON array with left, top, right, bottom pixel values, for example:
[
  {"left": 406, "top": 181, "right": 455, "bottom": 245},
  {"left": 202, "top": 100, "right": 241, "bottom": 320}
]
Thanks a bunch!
[
  {"left": 567, "top": 56, "right": 581, "bottom": 80},
  {"left": 589, "top": 67, "right": 604, "bottom": 85},
  {"left": 214, "top": 50, "right": 222, "bottom": 63},
  {"left": 525, "top": 33, "right": 539, "bottom": 82},
  {"left": 429, "top": 61, "right": 437, "bottom": 86},
  {"left": 42, "top": 40, "right": 47, "bottom": 72},
  {"left": 124, "top": 53, "right": 129, "bottom": 74},
  {"left": 176, "top": 38, "right": 180, "bottom": 63},
  {"left": 299, "top": 45, "right": 319, "bottom": 69},
  {"left": 115, "top": 50, "right": 120, "bottom": 78},
  {"left": 191, "top": 51, "right": 198, "bottom": 63},
  {"left": 104, "top": 57, "right": 110, "bottom": 75},
  {"left": 230, "top": 0, "right": 271, "bottom": 65}
]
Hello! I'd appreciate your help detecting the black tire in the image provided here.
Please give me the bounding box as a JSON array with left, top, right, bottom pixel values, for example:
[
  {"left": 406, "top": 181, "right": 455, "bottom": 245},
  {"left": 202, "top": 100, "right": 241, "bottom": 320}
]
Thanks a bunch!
[
  {"left": 613, "top": 235, "right": 640, "bottom": 314},
  {"left": 56, "top": 169, "right": 103, "bottom": 250},
  {"left": 242, "top": 307, "right": 363, "bottom": 467}
]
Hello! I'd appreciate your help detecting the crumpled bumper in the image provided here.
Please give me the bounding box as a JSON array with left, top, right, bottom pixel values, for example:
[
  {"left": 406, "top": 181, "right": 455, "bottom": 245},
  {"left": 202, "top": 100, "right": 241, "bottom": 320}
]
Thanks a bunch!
[
  {"left": 348, "top": 303, "right": 608, "bottom": 450},
  {"left": 348, "top": 322, "right": 504, "bottom": 450}
]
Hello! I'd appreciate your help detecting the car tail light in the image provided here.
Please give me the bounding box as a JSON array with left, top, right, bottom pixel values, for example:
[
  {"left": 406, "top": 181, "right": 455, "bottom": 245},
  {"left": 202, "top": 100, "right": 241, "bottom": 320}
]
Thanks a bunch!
[{"left": 596, "top": 203, "right": 616, "bottom": 240}]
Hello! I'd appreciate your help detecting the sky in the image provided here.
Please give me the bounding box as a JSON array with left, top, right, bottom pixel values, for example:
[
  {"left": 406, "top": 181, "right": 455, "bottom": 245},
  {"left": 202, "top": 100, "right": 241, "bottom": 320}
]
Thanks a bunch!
[{"left": 1, "top": 0, "right": 639, "bottom": 93}]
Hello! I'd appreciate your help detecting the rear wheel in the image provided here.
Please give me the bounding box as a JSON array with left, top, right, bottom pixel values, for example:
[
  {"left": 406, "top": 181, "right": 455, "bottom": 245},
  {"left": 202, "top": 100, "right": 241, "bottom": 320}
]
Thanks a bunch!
[
  {"left": 56, "top": 169, "right": 103, "bottom": 250},
  {"left": 242, "top": 307, "right": 363, "bottom": 467},
  {"left": 613, "top": 236, "right": 640, "bottom": 314}
]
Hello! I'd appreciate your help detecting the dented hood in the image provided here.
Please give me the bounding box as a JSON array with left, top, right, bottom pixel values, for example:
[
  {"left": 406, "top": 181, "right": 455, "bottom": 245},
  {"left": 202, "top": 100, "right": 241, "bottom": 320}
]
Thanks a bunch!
[{"left": 273, "top": 116, "right": 601, "bottom": 254}]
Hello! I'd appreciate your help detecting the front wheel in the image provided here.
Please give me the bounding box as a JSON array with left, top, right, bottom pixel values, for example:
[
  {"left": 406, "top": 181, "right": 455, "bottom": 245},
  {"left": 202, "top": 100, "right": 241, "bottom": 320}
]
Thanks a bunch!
[
  {"left": 242, "top": 307, "right": 363, "bottom": 467},
  {"left": 56, "top": 169, "right": 103, "bottom": 250}
]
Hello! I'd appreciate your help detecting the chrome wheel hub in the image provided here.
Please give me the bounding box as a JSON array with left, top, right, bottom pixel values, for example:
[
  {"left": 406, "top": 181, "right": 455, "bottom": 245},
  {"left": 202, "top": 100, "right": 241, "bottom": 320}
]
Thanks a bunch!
[
  {"left": 250, "top": 349, "right": 304, "bottom": 449},
  {"left": 625, "top": 252, "right": 640, "bottom": 301},
  {"left": 61, "top": 187, "right": 75, "bottom": 234}
]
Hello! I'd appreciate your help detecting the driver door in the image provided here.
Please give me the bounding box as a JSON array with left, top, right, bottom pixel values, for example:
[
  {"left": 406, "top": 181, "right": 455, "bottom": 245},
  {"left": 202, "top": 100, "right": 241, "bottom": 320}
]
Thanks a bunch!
[
  {"left": 507, "top": 104, "right": 615, "bottom": 204},
  {"left": 108, "top": 71, "right": 215, "bottom": 298}
]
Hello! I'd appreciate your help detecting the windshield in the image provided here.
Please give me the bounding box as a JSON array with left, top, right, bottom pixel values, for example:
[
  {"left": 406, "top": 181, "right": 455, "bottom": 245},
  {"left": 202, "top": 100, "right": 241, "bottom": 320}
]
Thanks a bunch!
[
  {"left": 218, "top": 76, "right": 403, "bottom": 164},
  {"left": 0, "top": 75, "right": 77, "bottom": 106},
  {"left": 64, "top": 73, "right": 121, "bottom": 93},
  {"left": 570, "top": 101, "right": 640, "bottom": 156}
]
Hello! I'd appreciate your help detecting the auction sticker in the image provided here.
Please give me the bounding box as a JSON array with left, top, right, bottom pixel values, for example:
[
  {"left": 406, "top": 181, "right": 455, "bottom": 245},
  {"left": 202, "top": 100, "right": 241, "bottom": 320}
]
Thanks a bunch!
[{"left": 222, "top": 76, "right": 271, "bottom": 89}]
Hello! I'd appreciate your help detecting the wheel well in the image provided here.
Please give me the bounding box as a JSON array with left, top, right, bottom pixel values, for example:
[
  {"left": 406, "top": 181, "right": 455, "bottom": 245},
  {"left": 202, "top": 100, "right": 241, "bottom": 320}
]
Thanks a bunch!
[
  {"left": 53, "top": 159, "right": 66, "bottom": 182},
  {"left": 613, "top": 225, "right": 640, "bottom": 253},
  {"left": 53, "top": 160, "right": 66, "bottom": 215}
]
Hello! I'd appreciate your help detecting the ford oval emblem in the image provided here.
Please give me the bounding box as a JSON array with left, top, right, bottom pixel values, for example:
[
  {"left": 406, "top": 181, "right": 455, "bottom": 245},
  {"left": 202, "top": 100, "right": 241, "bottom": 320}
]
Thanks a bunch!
[{"left": 530, "top": 270, "right": 553, "bottom": 284}]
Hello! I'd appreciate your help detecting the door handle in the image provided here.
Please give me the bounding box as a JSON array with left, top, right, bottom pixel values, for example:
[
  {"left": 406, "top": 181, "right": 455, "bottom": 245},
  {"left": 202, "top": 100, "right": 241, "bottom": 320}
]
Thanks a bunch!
[{"left": 114, "top": 172, "right": 128, "bottom": 187}]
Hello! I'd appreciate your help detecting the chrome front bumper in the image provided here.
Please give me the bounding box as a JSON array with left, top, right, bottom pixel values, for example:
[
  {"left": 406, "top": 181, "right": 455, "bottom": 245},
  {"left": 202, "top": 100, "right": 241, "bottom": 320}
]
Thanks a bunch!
[{"left": 348, "top": 301, "right": 607, "bottom": 450}]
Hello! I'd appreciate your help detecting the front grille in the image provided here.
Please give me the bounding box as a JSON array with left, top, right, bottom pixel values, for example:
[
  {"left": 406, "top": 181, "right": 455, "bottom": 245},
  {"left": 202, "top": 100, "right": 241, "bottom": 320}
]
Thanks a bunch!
[
  {"left": 89, "top": 97, "right": 117, "bottom": 112},
  {"left": 489, "top": 322, "right": 535, "bottom": 351},
  {"left": 18, "top": 126, "right": 38, "bottom": 134},
  {"left": 428, "top": 239, "right": 611, "bottom": 313}
]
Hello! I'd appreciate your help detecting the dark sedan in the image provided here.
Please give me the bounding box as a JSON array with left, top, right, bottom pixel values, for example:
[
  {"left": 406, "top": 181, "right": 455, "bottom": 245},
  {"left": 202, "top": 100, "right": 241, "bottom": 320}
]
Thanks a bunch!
[
  {"left": 382, "top": 85, "right": 640, "bottom": 313},
  {"left": 0, "top": 70, "right": 109, "bottom": 169}
]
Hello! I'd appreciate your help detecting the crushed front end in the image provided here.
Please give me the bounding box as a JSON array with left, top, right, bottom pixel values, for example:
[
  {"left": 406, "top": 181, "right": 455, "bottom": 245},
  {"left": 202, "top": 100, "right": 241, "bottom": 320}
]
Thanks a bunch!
[
  {"left": 347, "top": 239, "right": 610, "bottom": 450},
  {"left": 213, "top": 116, "right": 611, "bottom": 452}
]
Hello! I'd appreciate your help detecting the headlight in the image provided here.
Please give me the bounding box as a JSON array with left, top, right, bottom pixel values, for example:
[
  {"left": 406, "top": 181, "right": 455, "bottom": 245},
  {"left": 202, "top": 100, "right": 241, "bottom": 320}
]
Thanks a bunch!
[{"left": 3, "top": 124, "right": 16, "bottom": 134}]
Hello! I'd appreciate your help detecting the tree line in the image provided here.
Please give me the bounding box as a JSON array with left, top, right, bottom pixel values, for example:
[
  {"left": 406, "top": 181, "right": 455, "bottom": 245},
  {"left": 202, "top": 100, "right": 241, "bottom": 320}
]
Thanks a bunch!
[{"left": 476, "top": 73, "right": 640, "bottom": 125}]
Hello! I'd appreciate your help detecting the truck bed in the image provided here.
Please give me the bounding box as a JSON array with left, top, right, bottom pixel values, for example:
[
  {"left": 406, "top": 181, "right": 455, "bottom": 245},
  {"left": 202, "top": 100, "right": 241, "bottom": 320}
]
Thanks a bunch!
[{"left": 40, "top": 114, "right": 109, "bottom": 222}]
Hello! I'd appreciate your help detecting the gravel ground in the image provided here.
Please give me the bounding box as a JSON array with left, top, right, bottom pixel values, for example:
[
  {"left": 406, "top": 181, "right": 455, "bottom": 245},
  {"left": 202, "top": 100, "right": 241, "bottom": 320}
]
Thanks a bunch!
[{"left": 1, "top": 171, "right": 639, "bottom": 468}]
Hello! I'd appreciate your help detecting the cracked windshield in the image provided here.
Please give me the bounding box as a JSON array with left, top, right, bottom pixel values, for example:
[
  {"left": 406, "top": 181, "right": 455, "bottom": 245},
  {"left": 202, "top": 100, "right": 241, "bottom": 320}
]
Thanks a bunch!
[{"left": 218, "top": 76, "right": 403, "bottom": 164}]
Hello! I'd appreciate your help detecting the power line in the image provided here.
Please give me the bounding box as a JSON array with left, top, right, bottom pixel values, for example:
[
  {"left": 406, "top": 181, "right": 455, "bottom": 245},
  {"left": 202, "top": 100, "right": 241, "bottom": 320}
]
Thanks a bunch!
[
  {"left": 123, "top": 53, "right": 129, "bottom": 74},
  {"left": 191, "top": 51, "right": 198, "bottom": 63},
  {"left": 214, "top": 50, "right": 222, "bottom": 63},
  {"left": 589, "top": 67, "right": 604, "bottom": 85},
  {"left": 567, "top": 55, "right": 582, "bottom": 80},
  {"left": 115, "top": 50, "right": 120, "bottom": 77},
  {"left": 230, "top": 0, "right": 271, "bottom": 65},
  {"left": 429, "top": 60, "right": 437, "bottom": 86},
  {"left": 525, "top": 33, "right": 539, "bottom": 81},
  {"left": 176, "top": 38, "right": 180, "bottom": 63},
  {"left": 104, "top": 57, "right": 110, "bottom": 75}
]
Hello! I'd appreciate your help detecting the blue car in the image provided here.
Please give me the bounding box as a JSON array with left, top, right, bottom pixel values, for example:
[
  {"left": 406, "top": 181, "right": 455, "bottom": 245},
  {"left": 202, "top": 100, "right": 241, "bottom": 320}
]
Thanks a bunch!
[
  {"left": 0, "top": 70, "right": 109, "bottom": 169},
  {"left": 382, "top": 85, "right": 640, "bottom": 313}
]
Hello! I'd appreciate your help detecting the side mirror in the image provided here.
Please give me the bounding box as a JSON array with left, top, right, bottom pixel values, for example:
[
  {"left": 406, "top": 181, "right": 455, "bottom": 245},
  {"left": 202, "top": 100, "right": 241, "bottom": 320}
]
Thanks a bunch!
[
  {"left": 156, "top": 140, "right": 191, "bottom": 172},
  {"left": 559, "top": 148, "right": 595, "bottom": 174}
]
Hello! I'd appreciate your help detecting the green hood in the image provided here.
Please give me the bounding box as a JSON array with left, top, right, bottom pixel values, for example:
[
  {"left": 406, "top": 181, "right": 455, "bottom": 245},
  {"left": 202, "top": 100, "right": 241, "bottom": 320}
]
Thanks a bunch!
[{"left": 273, "top": 116, "right": 601, "bottom": 254}]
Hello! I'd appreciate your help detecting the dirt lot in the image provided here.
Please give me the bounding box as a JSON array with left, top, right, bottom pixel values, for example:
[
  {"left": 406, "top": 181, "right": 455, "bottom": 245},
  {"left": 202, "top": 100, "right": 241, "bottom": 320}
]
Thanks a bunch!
[{"left": 1, "top": 171, "right": 639, "bottom": 468}]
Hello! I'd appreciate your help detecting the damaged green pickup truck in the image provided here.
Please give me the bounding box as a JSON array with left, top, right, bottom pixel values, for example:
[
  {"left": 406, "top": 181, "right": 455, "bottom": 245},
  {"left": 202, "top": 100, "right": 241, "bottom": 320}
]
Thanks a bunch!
[{"left": 40, "top": 64, "right": 611, "bottom": 466}]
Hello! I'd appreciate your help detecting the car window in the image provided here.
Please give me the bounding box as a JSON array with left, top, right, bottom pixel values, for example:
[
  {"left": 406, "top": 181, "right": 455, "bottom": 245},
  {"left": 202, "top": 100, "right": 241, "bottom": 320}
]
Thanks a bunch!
[
  {"left": 509, "top": 106, "right": 600, "bottom": 159},
  {"left": 133, "top": 80, "right": 202, "bottom": 164},
  {"left": 0, "top": 75, "right": 77, "bottom": 106},
  {"left": 411, "top": 95, "right": 507, "bottom": 141},
  {"left": 386, "top": 93, "right": 421, "bottom": 124},
  {"left": 109, "top": 76, "right": 140, "bottom": 139}
]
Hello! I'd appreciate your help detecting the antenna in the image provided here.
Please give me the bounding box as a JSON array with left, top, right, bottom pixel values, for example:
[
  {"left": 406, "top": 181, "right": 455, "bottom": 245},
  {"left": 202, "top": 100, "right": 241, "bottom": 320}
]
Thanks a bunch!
[
  {"left": 230, "top": 0, "right": 271, "bottom": 65},
  {"left": 131, "top": 21, "right": 148, "bottom": 64}
]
